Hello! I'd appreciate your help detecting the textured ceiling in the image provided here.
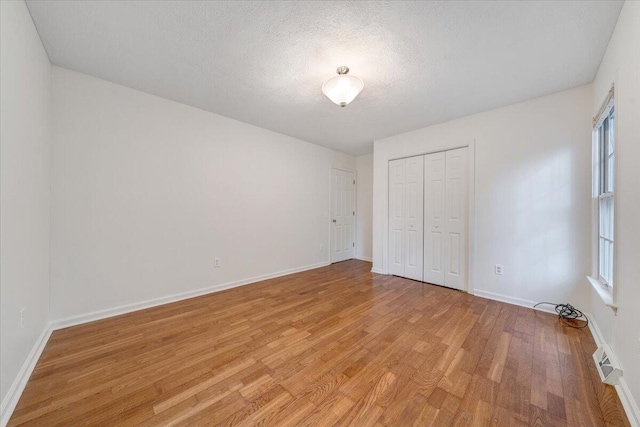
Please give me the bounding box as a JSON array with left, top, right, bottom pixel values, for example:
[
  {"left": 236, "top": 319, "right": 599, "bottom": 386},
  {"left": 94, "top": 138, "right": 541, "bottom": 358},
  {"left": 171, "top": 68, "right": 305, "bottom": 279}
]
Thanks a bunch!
[{"left": 26, "top": 1, "right": 623, "bottom": 155}]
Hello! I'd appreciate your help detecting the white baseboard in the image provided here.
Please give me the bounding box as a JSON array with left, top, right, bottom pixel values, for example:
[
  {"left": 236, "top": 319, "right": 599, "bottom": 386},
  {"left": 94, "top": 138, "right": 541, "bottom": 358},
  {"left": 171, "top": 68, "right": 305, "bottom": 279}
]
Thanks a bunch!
[
  {"left": 586, "top": 314, "right": 640, "bottom": 427},
  {"left": 471, "top": 289, "right": 558, "bottom": 315},
  {"left": 355, "top": 256, "right": 373, "bottom": 262},
  {"left": 1, "top": 261, "right": 330, "bottom": 425},
  {"left": 476, "top": 291, "right": 638, "bottom": 425},
  {"left": 51, "top": 261, "right": 330, "bottom": 330},
  {"left": 616, "top": 378, "right": 640, "bottom": 427},
  {"left": 585, "top": 313, "right": 606, "bottom": 347},
  {"left": 1, "top": 323, "right": 53, "bottom": 427},
  {"left": 370, "top": 267, "right": 385, "bottom": 274}
]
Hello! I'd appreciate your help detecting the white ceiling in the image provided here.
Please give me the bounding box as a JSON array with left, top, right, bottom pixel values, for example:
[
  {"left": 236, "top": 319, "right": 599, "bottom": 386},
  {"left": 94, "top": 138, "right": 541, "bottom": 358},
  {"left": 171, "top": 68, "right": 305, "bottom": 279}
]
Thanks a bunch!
[{"left": 26, "top": 1, "right": 623, "bottom": 156}]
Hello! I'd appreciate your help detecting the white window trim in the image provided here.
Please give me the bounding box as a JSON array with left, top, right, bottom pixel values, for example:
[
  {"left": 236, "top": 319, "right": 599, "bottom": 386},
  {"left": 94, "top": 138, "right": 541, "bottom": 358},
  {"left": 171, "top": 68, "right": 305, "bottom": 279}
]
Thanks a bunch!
[{"left": 589, "top": 87, "right": 617, "bottom": 312}]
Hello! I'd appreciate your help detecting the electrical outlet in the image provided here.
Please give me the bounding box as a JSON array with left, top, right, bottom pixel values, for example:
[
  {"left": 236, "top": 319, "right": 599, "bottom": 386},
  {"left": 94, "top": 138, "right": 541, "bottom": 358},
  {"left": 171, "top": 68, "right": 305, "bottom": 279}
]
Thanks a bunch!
[
  {"left": 214, "top": 257, "right": 221, "bottom": 268},
  {"left": 19, "top": 308, "right": 25, "bottom": 329},
  {"left": 495, "top": 264, "right": 503, "bottom": 275}
]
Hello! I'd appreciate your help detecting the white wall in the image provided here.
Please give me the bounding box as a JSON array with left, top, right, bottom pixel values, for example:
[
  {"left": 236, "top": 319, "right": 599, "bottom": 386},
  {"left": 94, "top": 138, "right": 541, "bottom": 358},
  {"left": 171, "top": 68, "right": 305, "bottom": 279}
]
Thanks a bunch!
[
  {"left": 590, "top": 1, "right": 640, "bottom": 415},
  {"left": 50, "top": 67, "right": 355, "bottom": 321},
  {"left": 356, "top": 154, "right": 373, "bottom": 261},
  {"left": 0, "top": 0, "right": 52, "bottom": 410},
  {"left": 373, "top": 85, "right": 593, "bottom": 309}
]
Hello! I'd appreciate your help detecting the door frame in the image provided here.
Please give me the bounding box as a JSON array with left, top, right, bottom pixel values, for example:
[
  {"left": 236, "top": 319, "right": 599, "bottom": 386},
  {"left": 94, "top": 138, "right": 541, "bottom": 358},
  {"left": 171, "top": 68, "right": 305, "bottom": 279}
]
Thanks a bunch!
[
  {"left": 329, "top": 167, "right": 357, "bottom": 263},
  {"left": 383, "top": 141, "right": 476, "bottom": 293}
]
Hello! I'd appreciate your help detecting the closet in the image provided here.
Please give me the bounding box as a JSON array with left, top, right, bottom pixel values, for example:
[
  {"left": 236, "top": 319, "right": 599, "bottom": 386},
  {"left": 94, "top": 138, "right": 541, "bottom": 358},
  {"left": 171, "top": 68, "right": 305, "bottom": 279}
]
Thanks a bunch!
[{"left": 389, "top": 147, "right": 469, "bottom": 290}]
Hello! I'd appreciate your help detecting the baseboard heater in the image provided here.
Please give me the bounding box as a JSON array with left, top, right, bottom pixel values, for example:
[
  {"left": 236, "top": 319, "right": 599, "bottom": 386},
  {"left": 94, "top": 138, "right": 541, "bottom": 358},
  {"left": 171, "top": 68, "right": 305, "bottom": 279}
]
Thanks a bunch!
[{"left": 593, "top": 344, "right": 623, "bottom": 385}]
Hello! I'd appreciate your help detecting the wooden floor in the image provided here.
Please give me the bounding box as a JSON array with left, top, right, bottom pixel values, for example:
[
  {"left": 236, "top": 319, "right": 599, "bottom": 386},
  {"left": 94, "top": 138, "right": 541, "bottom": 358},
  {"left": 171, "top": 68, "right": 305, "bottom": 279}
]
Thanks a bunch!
[{"left": 11, "top": 260, "right": 629, "bottom": 426}]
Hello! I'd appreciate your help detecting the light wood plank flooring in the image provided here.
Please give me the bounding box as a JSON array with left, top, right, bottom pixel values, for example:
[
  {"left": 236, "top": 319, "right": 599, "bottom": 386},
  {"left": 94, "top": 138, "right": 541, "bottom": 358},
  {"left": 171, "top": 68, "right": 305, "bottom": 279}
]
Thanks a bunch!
[{"left": 10, "top": 260, "right": 630, "bottom": 426}]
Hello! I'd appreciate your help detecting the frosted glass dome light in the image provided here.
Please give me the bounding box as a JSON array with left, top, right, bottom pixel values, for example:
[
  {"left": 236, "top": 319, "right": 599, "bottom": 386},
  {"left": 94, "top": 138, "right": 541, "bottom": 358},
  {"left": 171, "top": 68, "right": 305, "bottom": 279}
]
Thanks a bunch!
[{"left": 321, "top": 66, "right": 364, "bottom": 107}]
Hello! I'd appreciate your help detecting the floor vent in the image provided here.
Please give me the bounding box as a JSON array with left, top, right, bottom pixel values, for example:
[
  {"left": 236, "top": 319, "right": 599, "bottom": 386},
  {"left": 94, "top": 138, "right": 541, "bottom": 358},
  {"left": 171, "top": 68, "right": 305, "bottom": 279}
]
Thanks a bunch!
[{"left": 593, "top": 344, "right": 623, "bottom": 385}]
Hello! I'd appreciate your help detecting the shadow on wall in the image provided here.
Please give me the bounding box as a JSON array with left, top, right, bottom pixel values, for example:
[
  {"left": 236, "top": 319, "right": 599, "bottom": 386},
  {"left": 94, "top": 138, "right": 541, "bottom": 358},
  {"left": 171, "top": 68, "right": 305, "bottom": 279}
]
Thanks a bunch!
[{"left": 510, "top": 147, "right": 586, "bottom": 303}]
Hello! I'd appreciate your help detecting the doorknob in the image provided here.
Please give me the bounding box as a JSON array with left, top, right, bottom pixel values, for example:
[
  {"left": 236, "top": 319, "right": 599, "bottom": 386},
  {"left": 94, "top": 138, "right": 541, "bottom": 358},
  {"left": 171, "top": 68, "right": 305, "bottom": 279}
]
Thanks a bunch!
[{"left": 332, "top": 219, "right": 337, "bottom": 223}]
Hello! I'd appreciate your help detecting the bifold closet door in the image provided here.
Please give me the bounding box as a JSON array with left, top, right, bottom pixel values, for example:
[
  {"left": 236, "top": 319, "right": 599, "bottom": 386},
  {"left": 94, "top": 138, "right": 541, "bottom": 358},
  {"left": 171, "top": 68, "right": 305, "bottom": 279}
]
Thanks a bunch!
[
  {"left": 389, "top": 159, "right": 405, "bottom": 276},
  {"left": 443, "top": 147, "right": 468, "bottom": 290},
  {"left": 423, "top": 147, "right": 468, "bottom": 290},
  {"left": 423, "top": 152, "right": 446, "bottom": 285},
  {"left": 404, "top": 156, "right": 424, "bottom": 280},
  {"left": 389, "top": 156, "right": 424, "bottom": 281}
]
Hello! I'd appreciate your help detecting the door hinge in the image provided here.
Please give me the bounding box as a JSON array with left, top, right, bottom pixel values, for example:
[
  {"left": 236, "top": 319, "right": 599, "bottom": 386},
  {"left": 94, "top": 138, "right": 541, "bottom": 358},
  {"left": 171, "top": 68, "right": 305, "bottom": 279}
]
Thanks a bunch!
[
  {"left": 352, "top": 242, "right": 355, "bottom": 247},
  {"left": 353, "top": 211, "right": 355, "bottom": 216},
  {"left": 353, "top": 180, "right": 356, "bottom": 184}
]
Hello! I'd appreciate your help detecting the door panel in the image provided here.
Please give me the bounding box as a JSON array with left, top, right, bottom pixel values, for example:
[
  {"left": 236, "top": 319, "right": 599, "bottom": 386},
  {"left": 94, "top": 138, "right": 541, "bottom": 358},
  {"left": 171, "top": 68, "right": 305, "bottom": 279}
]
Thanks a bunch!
[
  {"left": 343, "top": 225, "right": 352, "bottom": 251},
  {"left": 331, "top": 169, "right": 355, "bottom": 263},
  {"left": 332, "top": 172, "right": 343, "bottom": 255},
  {"left": 444, "top": 148, "right": 468, "bottom": 290},
  {"left": 403, "top": 156, "right": 424, "bottom": 281},
  {"left": 389, "top": 156, "right": 423, "bottom": 280},
  {"left": 449, "top": 233, "right": 461, "bottom": 275},
  {"left": 389, "top": 159, "right": 405, "bottom": 276},
  {"left": 393, "top": 230, "right": 402, "bottom": 265},
  {"left": 423, "top": 152, "right": 446, "bottom": 285}
]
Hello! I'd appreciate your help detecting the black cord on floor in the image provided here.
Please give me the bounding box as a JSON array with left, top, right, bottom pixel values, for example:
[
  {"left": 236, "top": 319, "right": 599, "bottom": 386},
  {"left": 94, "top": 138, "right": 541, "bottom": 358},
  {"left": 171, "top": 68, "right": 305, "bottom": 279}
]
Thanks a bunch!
[{"left": 533, "top": 302, "right": 589, "bottom": 329}]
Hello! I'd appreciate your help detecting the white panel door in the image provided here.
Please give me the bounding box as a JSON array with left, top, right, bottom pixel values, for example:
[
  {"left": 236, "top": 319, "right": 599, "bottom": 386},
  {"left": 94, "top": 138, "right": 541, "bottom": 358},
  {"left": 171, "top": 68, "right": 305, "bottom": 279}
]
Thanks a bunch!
[
  {"left": 403, "top": 156, "right": 424, "bottom": 281},
  {"left": 388, "top": 159, "right": 405, "bottom": 276},
  {"left": 444, "top": 148, "right": 469, "bottom": 290},
  {"left": 331, "top": 169, "right": 355, "bottom": 263},
  {"left": 423, "top": 152, "right": 446, "bottom": 285}
]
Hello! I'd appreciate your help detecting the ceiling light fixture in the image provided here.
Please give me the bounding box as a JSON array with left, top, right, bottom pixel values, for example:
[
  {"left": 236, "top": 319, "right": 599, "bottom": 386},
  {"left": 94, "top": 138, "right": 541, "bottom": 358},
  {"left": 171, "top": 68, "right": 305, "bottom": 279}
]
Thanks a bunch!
[{"left": 321, "top": 66, "right": 364, "bottom": 107}]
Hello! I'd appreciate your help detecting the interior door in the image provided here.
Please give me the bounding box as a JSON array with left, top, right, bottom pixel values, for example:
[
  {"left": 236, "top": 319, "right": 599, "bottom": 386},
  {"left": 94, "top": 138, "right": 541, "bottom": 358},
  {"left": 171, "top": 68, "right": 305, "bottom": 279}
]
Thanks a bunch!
[
  {"left": 331, "top": 169, "right": 355, "bottom": 263},
  {"left": 444, "top": 148, "right": 468, "bottom": 290},
  {"left": 389, "top": 159, "right": 405, "bottom": 276},
  {"left": 403, "top": 156, "right": 424, "bottom": 281},
  {"left": 423, "top": 152, "right": 446, "bottom": 285}
]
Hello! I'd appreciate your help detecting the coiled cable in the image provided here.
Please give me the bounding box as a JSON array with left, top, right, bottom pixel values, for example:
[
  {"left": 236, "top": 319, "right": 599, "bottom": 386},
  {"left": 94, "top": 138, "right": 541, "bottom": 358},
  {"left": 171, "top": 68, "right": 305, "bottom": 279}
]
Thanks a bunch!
[{"left": 533, "top": 302, "right": 589, "bottom": 329}]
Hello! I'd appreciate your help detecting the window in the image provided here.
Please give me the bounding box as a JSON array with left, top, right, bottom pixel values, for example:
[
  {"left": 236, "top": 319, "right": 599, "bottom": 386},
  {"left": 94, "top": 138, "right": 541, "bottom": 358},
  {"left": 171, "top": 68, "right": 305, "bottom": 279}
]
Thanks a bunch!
[{"left": 594, "top": 104, "right": 614, "bottom": 288}]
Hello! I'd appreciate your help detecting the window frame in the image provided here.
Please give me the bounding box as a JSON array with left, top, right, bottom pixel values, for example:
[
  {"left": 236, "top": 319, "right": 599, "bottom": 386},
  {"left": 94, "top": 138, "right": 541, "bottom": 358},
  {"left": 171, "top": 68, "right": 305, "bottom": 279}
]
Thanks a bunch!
[{"left": 593, "top": 100, "right": 615, "bottom": 290}]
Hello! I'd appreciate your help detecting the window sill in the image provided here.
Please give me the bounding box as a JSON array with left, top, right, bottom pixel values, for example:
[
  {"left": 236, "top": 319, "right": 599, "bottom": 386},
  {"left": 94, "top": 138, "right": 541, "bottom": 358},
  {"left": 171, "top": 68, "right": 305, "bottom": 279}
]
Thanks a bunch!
[{"left": 587, "top": 276, "right": 617, "bottom": 312}]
